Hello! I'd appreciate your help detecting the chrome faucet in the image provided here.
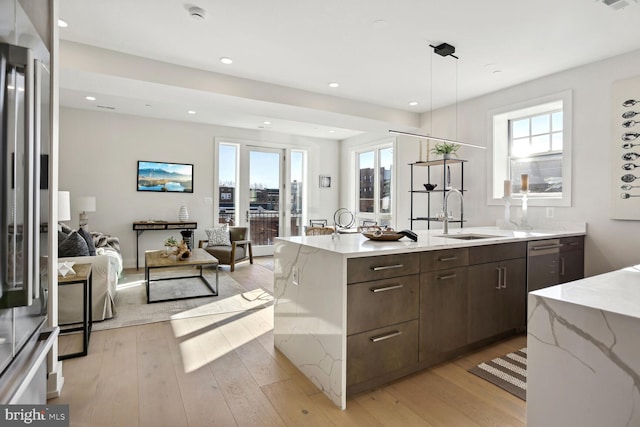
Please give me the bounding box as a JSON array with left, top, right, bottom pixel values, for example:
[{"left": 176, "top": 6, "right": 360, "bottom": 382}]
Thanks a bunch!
[{"left": 441, "top": 188, "right": 464, "bottom": 235}]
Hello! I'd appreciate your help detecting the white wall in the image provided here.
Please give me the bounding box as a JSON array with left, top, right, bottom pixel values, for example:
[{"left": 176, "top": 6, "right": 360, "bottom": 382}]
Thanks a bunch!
[
  {"left": 400, "top": 48, "right": 640, "bottom": 277},
  {"left": 59, "top": 108, "right": 340, "bottom": 268}
]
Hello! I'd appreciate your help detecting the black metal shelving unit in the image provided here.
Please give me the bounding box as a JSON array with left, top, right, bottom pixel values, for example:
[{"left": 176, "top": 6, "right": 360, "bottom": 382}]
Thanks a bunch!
[{"left": 409, "top": 158, "right": 467, "bottom": 230}]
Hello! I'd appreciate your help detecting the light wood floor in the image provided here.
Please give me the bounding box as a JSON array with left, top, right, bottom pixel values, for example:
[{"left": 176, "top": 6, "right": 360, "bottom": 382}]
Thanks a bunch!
[{"left": 50, "top": 257, "right": 526, "bottom": 427}]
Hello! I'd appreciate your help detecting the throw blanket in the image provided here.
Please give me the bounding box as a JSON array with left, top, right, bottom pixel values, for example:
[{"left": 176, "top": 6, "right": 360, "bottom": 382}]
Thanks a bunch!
[{"left": 91, "top": 231, "right": 121, "bottom": 254}]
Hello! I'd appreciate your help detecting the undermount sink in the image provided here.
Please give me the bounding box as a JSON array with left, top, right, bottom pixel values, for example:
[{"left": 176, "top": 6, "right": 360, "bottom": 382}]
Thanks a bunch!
[{"left": 439, "top": 233, "right": 502, "bottom": 240}]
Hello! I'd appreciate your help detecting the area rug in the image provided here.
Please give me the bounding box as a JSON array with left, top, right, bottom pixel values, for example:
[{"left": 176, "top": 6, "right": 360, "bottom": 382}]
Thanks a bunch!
[
  {"left": 468, "top": 348, "right": 527, "bottom": 400},
  {"left": 92, "top": 268, "right": 273, "bottom": 331}
]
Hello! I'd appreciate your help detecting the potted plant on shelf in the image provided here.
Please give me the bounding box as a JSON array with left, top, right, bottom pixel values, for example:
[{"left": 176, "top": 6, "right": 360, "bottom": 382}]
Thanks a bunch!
[{"left": 431, "top": 142, "right": 460, "bottom": 160}]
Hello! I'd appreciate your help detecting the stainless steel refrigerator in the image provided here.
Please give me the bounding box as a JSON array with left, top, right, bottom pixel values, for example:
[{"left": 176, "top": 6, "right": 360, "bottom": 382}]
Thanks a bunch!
[{"left": 0, "top": 41, "right": 57, "bottom": 403}]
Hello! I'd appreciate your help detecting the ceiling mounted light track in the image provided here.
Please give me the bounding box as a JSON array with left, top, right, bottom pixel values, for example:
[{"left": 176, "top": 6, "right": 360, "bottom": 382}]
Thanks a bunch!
[
  {"left": 390, "top": 41, "right": 486, "bottom": 151},
  {"left": 388, "top": 130, "right": 485, "bottom": 150}
]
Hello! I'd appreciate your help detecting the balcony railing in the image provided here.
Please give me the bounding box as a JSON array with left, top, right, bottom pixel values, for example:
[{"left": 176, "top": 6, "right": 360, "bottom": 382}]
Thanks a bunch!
[{"left": 218, "top": 211, "right": 303, "bottom": 246}]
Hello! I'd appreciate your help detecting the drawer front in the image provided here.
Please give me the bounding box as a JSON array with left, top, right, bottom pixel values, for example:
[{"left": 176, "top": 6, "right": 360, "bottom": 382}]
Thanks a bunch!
[
  {"left": 469, "top": 242, "right": 527, "bottom": 265},
  {"left": 347, "top": 253, "right": 420, "bottom": 284},
  {"left": 347, "top": 275, "right": 419, "bottom": 335},
  {"left": 421, "top": 248, "right": 469, "bottom": 271},
  {"left": 347, "top": 319, "right": 418, "bottom": 386},
  {"left": 560, "top": 235, "right": 584, "bottom": 253}
]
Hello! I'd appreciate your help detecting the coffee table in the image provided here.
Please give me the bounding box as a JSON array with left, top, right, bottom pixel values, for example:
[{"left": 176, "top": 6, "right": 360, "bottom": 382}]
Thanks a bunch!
[{"left": 145, "top": 248, "right": 219, "bottom": 304}]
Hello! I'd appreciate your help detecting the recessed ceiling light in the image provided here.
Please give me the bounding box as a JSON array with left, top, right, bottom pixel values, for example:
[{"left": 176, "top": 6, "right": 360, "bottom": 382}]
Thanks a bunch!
[
  {"left": 328, "top": 130, "right": 336, "bottom": 133},
  {"left": 85, "top": 96, "right": 96, "bottom": 101},
  {"left": 187, "top": 110, "right": 196, "bottom": 115},
  {"left": 220, "top": 57, "right": 233, "bottom": 65},
  {"left": 328, "top": 82, "right": 339, "bottom": 88},
  {"left": 409, "top": 101, "right": 419, "bottom": 106},
  {"left": 188, "top": 6, "right": 206, "bottom": 19},
  {"left": 263, "top": 121, "right": 271, "bottom": 125},
  {"left": 58, "top": 19, "right": 68, "bottom": 28},
  {"left": 372, "top": 20, "right": 388, "bottom": 29}
]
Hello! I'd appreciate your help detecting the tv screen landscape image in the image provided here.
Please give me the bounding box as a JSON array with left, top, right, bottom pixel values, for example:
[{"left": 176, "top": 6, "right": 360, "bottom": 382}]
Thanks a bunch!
[{"left": 137, "top": 161, "right": 193, "bottom": 193}]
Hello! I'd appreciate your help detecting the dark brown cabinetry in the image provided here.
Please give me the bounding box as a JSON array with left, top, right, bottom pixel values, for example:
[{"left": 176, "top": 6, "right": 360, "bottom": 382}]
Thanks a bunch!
[
  {"left": 345, "top": 237, "right": 582, "bottom": 396},
  {"left": 419, "top": 266, "right": 469, "bottom": 364},
  {"left": 560, "top": 236, "right": 585, "bottom": 284},
  {"left": 467, "top": 242, "right": 527, "bottom": 343},
  {"left": 346, "top": 254, "right": 420, "bottom": 390}
]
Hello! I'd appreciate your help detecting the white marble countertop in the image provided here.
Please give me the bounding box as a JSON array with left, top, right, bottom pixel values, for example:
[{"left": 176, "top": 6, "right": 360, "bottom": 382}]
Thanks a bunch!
[
  {"left": 276, "top": 223, "right": 587, "bottom": 258},
  {"left": 530, "top": 264, "right": 640, "bottom": 320}
]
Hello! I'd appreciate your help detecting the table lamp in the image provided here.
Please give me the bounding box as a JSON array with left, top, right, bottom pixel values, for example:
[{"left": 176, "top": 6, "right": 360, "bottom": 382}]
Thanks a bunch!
[
  {"left": 77, "top": 196, "right": 96, "bottom": 228},
  {"left": 58, "top": 191, "right": 71, "bottom": 223}
]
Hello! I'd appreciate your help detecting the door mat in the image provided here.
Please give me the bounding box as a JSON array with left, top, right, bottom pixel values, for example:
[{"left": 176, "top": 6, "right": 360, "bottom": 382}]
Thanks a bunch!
[{"left": 468, "top": 348, "right": 527, "bottom": 400}]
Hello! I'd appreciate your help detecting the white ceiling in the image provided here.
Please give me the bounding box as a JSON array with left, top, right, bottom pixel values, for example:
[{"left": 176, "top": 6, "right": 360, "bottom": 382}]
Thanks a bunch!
[{"left": 58, "top": 0, "right": 640, "bottom": 139}]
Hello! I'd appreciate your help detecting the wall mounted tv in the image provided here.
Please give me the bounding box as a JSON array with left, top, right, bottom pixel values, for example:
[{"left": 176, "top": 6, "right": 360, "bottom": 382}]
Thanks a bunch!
[{"left": 137, "top": 161, "right": 193, "bottom": 193}]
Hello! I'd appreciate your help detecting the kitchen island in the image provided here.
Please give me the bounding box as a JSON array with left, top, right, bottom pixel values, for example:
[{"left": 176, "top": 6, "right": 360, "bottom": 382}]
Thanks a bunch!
[
  {"left": 274, "top": 224, "right": 586, "bottom": 409},
  {"left": 528, "top": 265, "right": 640, "bottom": 426}
]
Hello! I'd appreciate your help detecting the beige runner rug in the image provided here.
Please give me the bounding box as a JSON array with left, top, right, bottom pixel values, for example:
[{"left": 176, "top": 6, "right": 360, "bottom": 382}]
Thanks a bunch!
[{"left": 468, "top": 348, "right": 527, "bottom": 400}]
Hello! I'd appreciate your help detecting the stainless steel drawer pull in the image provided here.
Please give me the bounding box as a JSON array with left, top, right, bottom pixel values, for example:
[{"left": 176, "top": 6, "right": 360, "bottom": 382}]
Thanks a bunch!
[
  {"left": 568, "top": 242, "right": 579, "bottom": 246},
  {"left": 496, "top": 267, "right": 502, "bottom": 289},
  {"left": 372, "top": 264, "right": 404, "bottom": 271},
  {"left": 438, "top": 256, "right": 458, "bottom": 262},
  {"left": 370, "top": 331, "right": 402, "bottom": 343},
  {"left": 371, "top": 284, "right": 404, "bottom": 293},
  {"left": 531, "top": 244, "right": 563, "bottom": 251},
  {"left": 501, "top": 267, "right": 508, "bottom": 288},
  {"left": 438, "top": 274, "right": 457, "bottom": 280}
]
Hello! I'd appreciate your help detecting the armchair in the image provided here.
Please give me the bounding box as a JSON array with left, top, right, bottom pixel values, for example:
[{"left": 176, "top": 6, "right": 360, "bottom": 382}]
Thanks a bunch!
[{"left": 199, "top": 226, "right": 254, "bottom": 272}]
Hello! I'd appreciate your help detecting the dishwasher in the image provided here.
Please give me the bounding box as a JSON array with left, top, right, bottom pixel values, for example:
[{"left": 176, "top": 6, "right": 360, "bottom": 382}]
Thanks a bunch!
[{"left": 527, "top": 239, "right": 562, "bottom": 292}]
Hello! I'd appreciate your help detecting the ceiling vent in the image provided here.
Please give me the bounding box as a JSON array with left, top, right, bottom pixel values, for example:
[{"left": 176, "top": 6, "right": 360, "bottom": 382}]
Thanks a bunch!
[
  {"left": 189, "top": 6, "right": 206, "bottom": 19},
  {"left": 598, "top": 0, "right": 638, "bottom": 10}
]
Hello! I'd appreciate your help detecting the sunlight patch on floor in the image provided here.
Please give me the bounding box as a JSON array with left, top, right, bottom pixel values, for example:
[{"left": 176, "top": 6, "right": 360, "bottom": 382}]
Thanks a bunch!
[{"left": 174, "top": 308, "right": 272, "bottom": 373}]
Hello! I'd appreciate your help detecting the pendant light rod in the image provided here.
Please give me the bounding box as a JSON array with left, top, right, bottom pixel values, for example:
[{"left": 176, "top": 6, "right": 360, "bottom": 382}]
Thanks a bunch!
[{"left": 388, "top": 130, "right": 486, "bottom": 150}]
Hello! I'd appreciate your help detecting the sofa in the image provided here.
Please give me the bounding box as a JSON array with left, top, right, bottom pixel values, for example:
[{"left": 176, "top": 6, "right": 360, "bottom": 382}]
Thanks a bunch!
[
  {"left": 58, "top": 229, "right": 123, "bottom": 324},
  {"left": 198, "top": 226, "right": 253, "bottom": 272}
]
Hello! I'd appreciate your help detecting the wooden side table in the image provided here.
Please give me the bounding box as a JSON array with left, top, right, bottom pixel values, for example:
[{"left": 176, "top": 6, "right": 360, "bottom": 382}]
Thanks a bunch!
[{"left": 58, "top": 263, "right": 92, "bottom": 360}]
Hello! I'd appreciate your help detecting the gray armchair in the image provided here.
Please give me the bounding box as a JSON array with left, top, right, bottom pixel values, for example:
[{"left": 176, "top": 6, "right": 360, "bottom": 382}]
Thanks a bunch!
[{"left": 199, "top": 226, "right": 254, "bottom": 272}]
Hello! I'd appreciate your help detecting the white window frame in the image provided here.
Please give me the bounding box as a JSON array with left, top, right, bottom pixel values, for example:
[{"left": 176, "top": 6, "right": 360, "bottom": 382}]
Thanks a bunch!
[
  {"left": 487, "top": 90, "right": 573, "bottom": 207},
  {"left": 352, "top": 140, "right": 395, "bottom": 227}
]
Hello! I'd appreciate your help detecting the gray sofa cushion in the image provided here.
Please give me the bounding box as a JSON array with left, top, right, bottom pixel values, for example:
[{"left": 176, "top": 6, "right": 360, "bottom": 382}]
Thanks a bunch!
[
  {"left": 202, "top": 245, "right": 246, "bottom": 264},
  {"left": 59, "top": 230, "right": 90, "bottom": 257},
  {"left": 78, "top": 227, "right": 97, "bottom": 256}
]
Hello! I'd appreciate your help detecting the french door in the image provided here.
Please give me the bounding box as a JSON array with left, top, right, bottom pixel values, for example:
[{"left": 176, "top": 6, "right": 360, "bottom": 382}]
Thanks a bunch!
[
  {"left": 239, "top": 147, "right": 284, "bottom": 256},
  {"left": 217, "top": 141, "right": 305, "bottom": 256}
]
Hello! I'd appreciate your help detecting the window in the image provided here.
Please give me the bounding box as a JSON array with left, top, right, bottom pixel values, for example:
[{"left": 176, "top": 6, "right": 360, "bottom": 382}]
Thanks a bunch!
[
  {"left": 290, "top": 150, "right": 305, "bottom": 236},
  {"left": 489, "top": 90, "right": 572, "bottom": 206},
  {"left": 218, "top": 143, "right": 238, "bottom": 224},
  {"left": 355, "top": 144, "right": 394, "bottom": 226}
]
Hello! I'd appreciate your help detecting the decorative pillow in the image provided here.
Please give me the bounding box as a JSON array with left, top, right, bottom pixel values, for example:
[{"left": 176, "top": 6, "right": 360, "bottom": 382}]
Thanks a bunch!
[
  {"left": 59, "top": 230, "right": 90, "bottom": 257},
  {"left": 78, "top": 227, "right": 97, "bottom": 256},
  {"left": 59, "top": 222, "right": 73, "bottom": 234},
  {"left": 205, "top": 224, "right": 231, "bottom": 246}
]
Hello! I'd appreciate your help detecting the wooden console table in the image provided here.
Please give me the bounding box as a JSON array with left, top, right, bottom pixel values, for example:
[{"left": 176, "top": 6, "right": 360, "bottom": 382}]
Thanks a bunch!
[{"left": 133, "top": 221, "right": 197, "bottom": 270}]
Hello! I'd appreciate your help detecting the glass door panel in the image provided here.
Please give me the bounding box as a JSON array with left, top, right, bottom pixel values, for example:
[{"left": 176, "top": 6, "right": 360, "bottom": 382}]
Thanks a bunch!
[{"left": 247, "top": 149, "right": 282, "bottom": 256}]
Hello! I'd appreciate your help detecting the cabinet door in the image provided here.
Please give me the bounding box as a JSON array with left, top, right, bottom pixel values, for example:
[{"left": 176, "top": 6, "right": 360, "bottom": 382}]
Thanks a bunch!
[
  {"left": 468, "top": 258, "right": 526, "bottom": 343},
  {"left": 499, "top": 258, "right": 527, "bottom": 332},
  {"left": 467, "top": 262, "right": 502, "bottom": 343},
  {"left": 347, "top": 320, "right": 418, "bottom": 386},
  {"left": 560, "top": 236, "right": 584, "bottom": 284},
  {"left": 419, "top": 267, "right": 469, "bottom": 364},
  {"left": 347, "top": 275, "right": 419, "bottom": 335}
]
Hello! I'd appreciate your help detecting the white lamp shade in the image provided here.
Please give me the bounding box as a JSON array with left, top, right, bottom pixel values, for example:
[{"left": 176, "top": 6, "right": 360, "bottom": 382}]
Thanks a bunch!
[
  {"left": 77, "top": 196, "right": 96, "bottom": 212},
  {"left": 58, "top": 191, "right": 71, "bottom": 221}
]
